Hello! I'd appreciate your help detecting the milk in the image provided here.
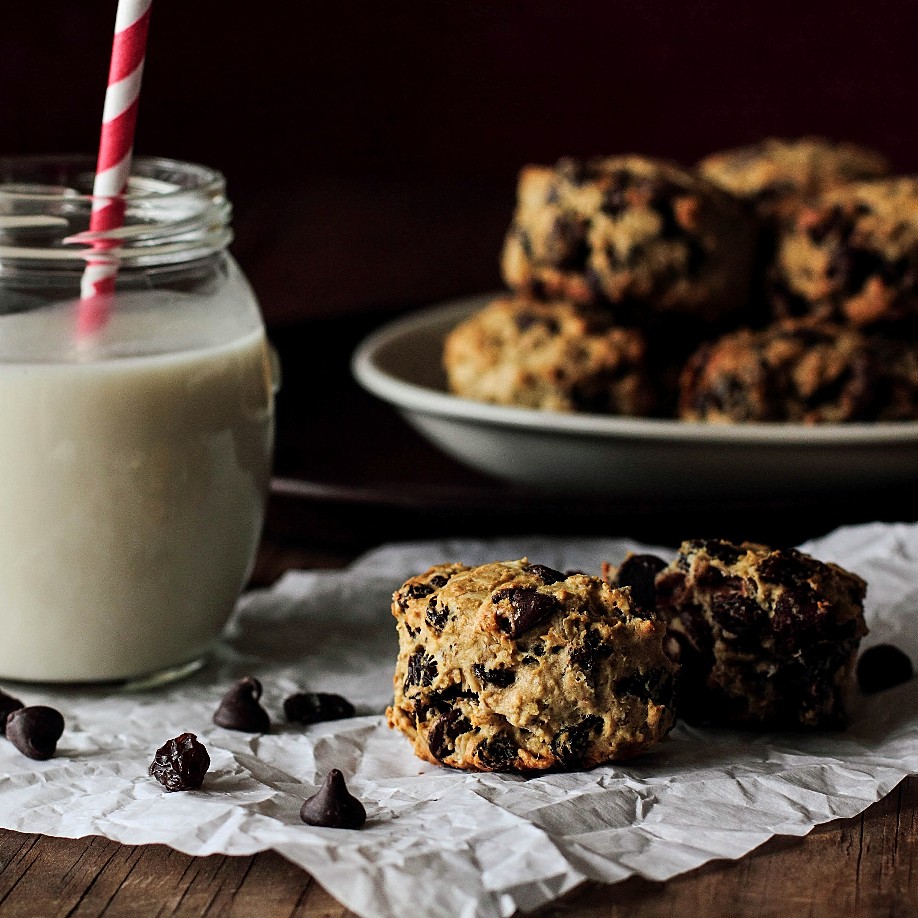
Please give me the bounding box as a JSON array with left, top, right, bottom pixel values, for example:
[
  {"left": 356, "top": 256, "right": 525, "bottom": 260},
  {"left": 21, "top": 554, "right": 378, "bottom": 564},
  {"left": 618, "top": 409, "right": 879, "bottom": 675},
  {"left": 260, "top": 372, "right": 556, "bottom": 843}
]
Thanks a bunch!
[{"left": 0, "top": 272, "right": 275, "bottom": 681}]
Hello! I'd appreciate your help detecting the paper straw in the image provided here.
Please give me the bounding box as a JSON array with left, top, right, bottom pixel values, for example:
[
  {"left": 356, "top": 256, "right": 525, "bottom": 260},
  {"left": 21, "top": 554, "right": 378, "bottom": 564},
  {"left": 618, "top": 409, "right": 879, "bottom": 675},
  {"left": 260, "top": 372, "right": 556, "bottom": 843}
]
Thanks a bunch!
[{"left": 78, "top": 0, "right": 153, "bottom": 336}]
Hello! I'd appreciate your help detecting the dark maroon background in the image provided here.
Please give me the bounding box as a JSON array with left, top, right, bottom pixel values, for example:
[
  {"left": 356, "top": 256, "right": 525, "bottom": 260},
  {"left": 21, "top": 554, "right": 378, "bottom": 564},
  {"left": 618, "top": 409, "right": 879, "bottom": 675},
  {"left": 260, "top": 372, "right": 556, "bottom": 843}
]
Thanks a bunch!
[{"left": 4, "top": 1, "right": 917, "bottom": 326}]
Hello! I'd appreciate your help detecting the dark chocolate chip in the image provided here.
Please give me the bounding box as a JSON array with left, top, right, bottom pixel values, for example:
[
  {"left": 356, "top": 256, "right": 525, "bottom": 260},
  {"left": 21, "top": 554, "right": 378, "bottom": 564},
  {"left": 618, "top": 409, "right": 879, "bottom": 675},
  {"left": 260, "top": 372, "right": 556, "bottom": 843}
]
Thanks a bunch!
[
  {"left": 6, "top": 706, "right": 64, "bottom": 761},
  {"left": 404, "top": 650, "right": 438, "bottom": 692},
  {"left": 0, "top": 689, "right": 24, "bottom": 735},
  {"left": 407, "top": 582, "right": 434, "bottom": 600},
  {"left": 857, "top": 644, "right": 914, "bottom": 694},
  {"left": 425, "top": 598, "right": 448, "bottom": 631},
  {"left": 213, "top": 676, "right": 271, "bottom": 733},
  {"left": 615, "top": 669, "right": 674, "bottom": 706},
  {"left": 427, "top": 708, "right": 472, "bottom": 761},
  {"left": 491, "top": 587, "right": 560, "bottom": 637},
  {"left": 472, "top": 664, "right": 516, "bottom": 687},
  {"left": 284, "top": 692, "right": 355, "bottom": 724},
  {"left": 758, "top": 550, "right": 819, "bottom": 589},
  {"left": 476, "top": 735, "right": 518, "bottom": 771},
  {"left": 526, "top": 563, "right": 567, "bottom": 585},
  {"left": 148, "top": 732, "right": 210, "bottom": 792},
  {"left": 551, "top": 715, "right": 603, "bottom": 766},
  {"left": 612, "top": 554, "right": 667, "bottom": 613},
  {"left": 299, "top": 769, "right": 366, "bottom": 829},
  {"left": 687, "top": 539, "right": 745, "bottom": 566}
]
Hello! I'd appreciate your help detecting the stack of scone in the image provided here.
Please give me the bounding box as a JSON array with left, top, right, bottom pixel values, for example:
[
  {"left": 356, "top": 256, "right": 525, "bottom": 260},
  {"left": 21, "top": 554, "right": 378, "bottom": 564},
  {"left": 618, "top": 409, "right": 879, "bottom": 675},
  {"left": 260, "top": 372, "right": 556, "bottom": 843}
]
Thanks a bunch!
[{"left": 444, "top": 138, "right": 918, "bottom": 423}]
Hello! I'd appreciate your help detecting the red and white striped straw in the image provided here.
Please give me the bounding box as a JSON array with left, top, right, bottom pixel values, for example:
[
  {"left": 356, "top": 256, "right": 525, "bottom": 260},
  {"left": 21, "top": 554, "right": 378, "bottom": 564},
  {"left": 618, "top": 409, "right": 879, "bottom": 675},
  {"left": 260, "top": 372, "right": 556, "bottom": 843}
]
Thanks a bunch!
[{"left": 78, "top": 0, "right": 153, "bottom": 335}]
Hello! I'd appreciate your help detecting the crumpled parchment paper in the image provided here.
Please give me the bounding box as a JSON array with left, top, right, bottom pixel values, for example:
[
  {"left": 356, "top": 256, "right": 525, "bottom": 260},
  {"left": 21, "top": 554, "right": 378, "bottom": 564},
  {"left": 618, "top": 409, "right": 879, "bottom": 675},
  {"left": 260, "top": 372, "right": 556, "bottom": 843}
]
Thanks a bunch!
[{"left": 1, "top": 521, "right": 917, "bottom": 918}]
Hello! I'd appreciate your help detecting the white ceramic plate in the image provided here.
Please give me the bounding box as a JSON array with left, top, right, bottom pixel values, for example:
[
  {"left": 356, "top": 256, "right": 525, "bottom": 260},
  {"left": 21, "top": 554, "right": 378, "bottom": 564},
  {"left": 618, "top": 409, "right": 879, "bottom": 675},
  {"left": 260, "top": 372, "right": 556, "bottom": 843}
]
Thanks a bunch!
[{"left": 351, "top": 294, "right": 918, "bottom": 497}]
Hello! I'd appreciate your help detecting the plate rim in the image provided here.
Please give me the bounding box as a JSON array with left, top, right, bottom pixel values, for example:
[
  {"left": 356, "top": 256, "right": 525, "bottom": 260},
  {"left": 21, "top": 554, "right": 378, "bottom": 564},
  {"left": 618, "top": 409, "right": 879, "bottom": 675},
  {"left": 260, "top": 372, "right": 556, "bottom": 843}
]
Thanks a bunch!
[{"left": 352, "top": 293, "right": 918, "bottom": 446}]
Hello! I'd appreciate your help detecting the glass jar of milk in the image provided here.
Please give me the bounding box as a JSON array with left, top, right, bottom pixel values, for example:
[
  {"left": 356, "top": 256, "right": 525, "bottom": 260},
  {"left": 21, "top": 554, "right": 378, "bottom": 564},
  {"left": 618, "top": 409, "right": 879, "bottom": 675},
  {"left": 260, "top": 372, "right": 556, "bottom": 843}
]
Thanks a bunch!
[{"left": 0, "top": 155, "right": 275, "bottom": 684}]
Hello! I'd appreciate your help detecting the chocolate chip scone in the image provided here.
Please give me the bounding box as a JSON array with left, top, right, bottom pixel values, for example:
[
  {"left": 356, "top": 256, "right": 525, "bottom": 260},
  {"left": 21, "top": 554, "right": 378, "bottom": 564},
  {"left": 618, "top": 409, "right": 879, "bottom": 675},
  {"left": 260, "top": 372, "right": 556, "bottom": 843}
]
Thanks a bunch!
[
  {"left": 677, "top": 318, "right": 918, "bottom": 423},
  {"left": 387, "top": 560, "right": 678, "bottom": 771},
  {"left": 698, "top": 136, "right": 889, "bottom": 222},
  {"left": 442, "top": 296, "right": 655, "bottom": 415},
  {"left": 500, "top": 155, "right": 755, "bottom": 323},
  {"left": 648, "top": 539, "right": 867, "bottom": 729},
  {"left": 772, "top": 177, "right": 918, "bottom": 328}
]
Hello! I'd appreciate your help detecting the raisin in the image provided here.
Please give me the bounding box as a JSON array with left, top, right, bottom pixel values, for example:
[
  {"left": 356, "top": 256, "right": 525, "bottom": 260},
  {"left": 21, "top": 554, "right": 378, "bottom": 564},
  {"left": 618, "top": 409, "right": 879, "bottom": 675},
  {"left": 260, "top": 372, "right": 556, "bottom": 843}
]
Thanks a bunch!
[
  {"left": 429, "top": 574, "right": 450, "bottom": 588},
  {"left": 284, "top": 692, "right": 355, "bottom": 724},
  {"left": 710, "top": 590, "right": 762, "bottom": 638},
  {"left": 476, "top": 735, "right": 518, "bottom": 771},
  {"left": 612, "top": 554, "right": 667, "bottom": 613},
  {"left": 551, "top": 715, "right": 603, "bottom": 766},
  {"left": 526, "top": 563, "right": 566, "bottom": 585},
  {"left": 299, "top": 769, "right": 366, "bottom": 829},
  {"left": 758, "top": 550, "right": 819, "bottom": 588},
  {"left": 404, "top": 650, "right": 438, "bottom": 692},
  {"left": 827, "top": 245, "right": 886, "bottom": 296},
  {"left": 149, "top": 732, "right": 209, "bottom": 792},
  {"left": 408, "top": 582, "right": 434, "bottom": 600},
  {"left": 427, "top": 708, "right": 472, "bottom": 760},
  {"left": 692, "top": 539, "right": 744, "bottom": 565},
  {"left": 6, "top": 706, "right": 64, "bottom": 761},
  {"left": 425, "top": 597, "right": 448, "bottom": 631},
  {"left": 615, "top": 669, "right": 673, "bottom": 706},
  {"left": 213, "top": 676, "right": 271, "bottom": 733},
  {"left": 492, "top": 587, "right": 560, "bottom": 637},
  {"left": 857, "top": 644, "right": 913, "bottom": 693},
  {"left": 569, "top": 629, "right": 613, "bottom": 672},
  {"left": 0, "top": 688, "right": 24, "bottom": 734},
  {"left": 472, "top": 664, "right": 515, "bottom": 687}
]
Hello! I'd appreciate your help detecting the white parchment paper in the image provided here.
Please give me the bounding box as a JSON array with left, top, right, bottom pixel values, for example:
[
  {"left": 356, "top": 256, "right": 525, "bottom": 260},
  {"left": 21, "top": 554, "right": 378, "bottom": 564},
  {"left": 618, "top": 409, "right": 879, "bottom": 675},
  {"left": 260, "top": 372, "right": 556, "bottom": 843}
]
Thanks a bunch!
[{"left": 2, "top": 521, "right": 918, "bottom": 918}]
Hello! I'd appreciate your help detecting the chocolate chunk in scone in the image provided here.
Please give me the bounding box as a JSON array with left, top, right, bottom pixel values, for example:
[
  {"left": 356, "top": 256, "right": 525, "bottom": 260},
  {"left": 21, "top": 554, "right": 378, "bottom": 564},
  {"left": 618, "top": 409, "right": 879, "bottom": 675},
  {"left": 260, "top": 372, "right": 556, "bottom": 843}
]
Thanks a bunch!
[
  {"left": 677, "top": 318, "right": 918, "bottom": 423},
  {"left": 387, "top": 560, "right": 677, "bottom": 772},
  {"left": 500, "top": 155, "right": 756, "bottom": 324},
  {"left": 653, "top": 539, "right": 867, "bottom": 729}
]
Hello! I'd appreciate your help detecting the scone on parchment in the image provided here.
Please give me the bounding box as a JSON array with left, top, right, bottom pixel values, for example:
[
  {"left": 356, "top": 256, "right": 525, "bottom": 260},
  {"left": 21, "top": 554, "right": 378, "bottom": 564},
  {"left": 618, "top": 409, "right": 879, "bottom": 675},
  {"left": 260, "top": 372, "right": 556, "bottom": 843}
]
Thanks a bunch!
[
  {"left": 651, "top": 539, "right": 868, "bottom": 729},
  {"left": 387, "top": 560, "right": 677, "bottom": 772}
]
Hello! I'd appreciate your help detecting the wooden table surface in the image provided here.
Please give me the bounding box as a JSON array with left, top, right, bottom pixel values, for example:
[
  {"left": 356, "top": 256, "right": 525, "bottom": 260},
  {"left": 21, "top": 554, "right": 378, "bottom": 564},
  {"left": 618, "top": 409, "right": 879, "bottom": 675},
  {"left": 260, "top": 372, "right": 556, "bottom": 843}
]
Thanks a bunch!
[{"left": 3, "top": 313, "right": 916, "bottom": 918}]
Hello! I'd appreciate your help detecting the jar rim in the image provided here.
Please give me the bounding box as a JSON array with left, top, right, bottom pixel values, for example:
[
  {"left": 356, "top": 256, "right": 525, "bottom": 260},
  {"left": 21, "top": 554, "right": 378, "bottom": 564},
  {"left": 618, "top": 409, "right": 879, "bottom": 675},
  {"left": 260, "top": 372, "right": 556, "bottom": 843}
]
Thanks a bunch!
[{"left": 0, "top": 154, "right": 226, "bottom": 203}]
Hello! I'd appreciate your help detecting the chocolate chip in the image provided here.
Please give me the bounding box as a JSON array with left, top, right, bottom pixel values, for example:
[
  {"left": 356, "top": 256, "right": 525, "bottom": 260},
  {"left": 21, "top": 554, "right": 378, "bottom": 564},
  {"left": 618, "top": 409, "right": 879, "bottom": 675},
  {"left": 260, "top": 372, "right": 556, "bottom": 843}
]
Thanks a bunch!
[
  {"left": 213, "top": 676, "right": 271, "bottom": 733},
  {"left": 758, "top": 550, "right": 819, "bottom": 588},
  {"left": 6, "top": 706, "right": 64, "bottom": 761},
  {"left": 615, "top": 669, "right": 674, "bottom": 706},
  {"left": 612, "top": 554, "right": 667, "bottom": 613},
  {"left": 551, "top": 715, "right": 603, "bottom": 766},
  {"left": 472, "top": 664, "right": 516, "bottom": 687},
  {"left": 0, "top": 689, "right": 24, "bottom": 735},
  {"left": 526, "top": 563, "right": 566, "bottom": 585},
  {"left": 857, "top": 644, "right": 914, "bottom": 694},
  {"left": 492, "top": 587, "right": 560, "bottom": 637},
  {"left": 299, "top": 769, "right": 366, "bottom": 829},
  {"left": 148, "top": 732, "right": 210, "bottom": 792},
  {"left": 404, "top": 650, "right": 438, "bottom": 692},
  {"left": 427, "top": 708, "right": 472, "bottom": 761},
  {"left": 429, "top": 574, "right": 451, "bottom": 588},
  {"left": 425, "top": 598, "right": 448, "bottom": 631},
  {"left": 407, "top": 582, "right": 434, "bottom": 600},
  {"left": 686, "top": 539, "right": 745, "bottom": 566},
  {"left": 476, "top": 735, "right": 518, "bottom": 771},
  {"left": 284, "top": 692, "right": 355, "bottom": 724},
  {"left": 710, "top": 590, "right": 763, "bottom": 638}
]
